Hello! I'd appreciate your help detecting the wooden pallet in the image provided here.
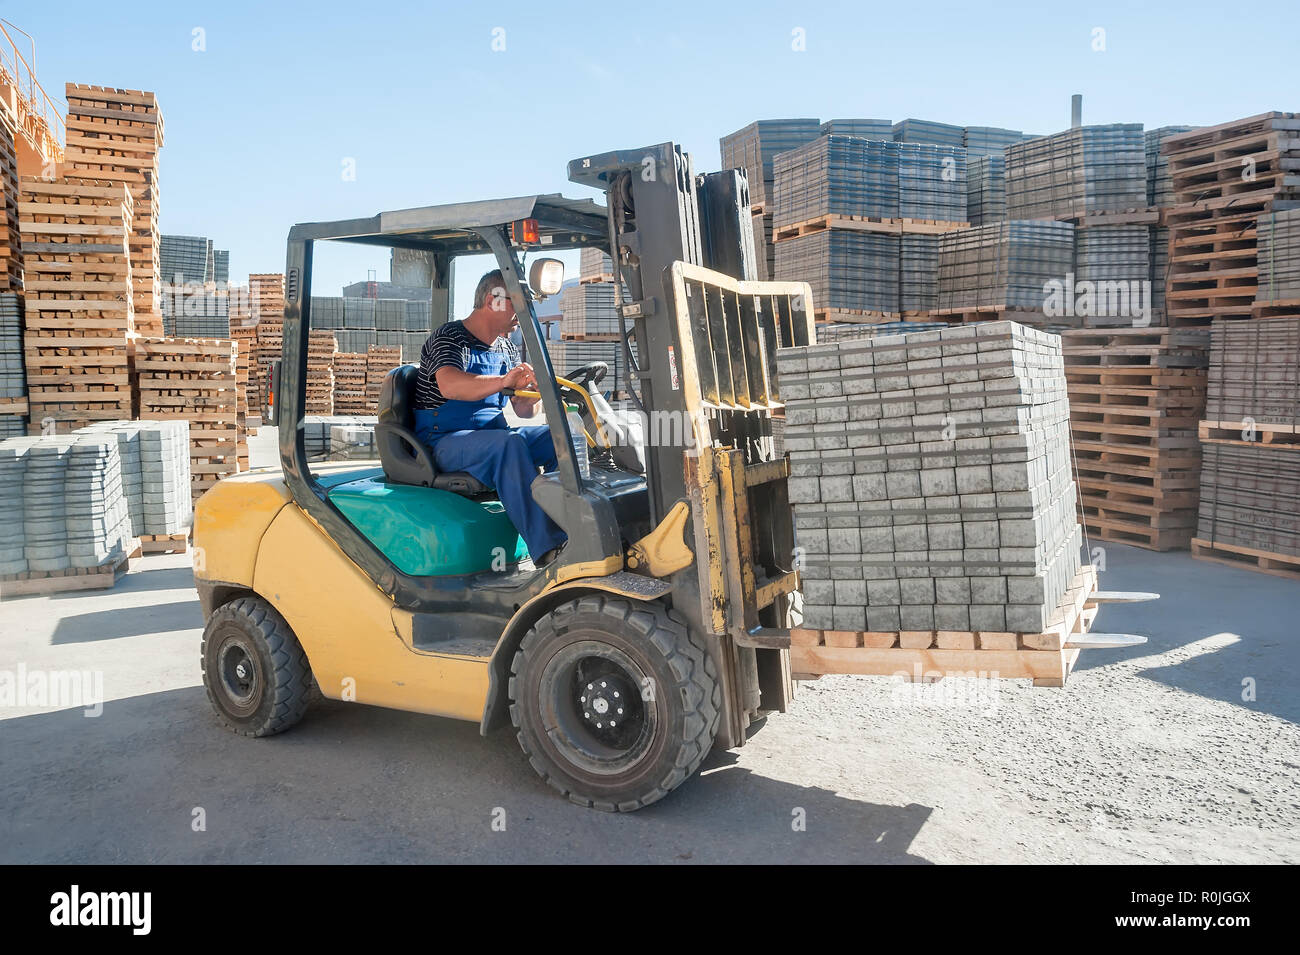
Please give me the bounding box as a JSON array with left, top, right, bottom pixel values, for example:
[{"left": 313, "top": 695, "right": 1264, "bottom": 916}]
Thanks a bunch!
[
  {"left": 927, "top": 306, "right": 1050, "bottom": 325},
  {"left": 1191, "top": 537, "right": 1300, "bottom": 581},
  {"left": 789, "top": 565, "right": 1099, "bottom": 686},
  {"left": 1080, "top": 519, "right": 1196, "bottom": 552},
  {"left": 0, "top": 542, "right": 137, "bottom": 597},
  {"left": 1199, "top": 420, "right": 1300, "bottom": 446},
  {"left": 1054, "top": 208, "right": 1159, "bottom": 227},
  {"left": 139, "top": 532, "right": 188, "bottom": 555},
  {"left": 773, "top": 213, "right": 969, "bottom": 242}
]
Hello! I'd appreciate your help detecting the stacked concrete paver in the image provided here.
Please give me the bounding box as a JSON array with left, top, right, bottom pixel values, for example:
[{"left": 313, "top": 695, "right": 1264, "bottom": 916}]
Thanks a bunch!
[{"left": 780, "top": 321, "right": 1082, "bottom": 634}]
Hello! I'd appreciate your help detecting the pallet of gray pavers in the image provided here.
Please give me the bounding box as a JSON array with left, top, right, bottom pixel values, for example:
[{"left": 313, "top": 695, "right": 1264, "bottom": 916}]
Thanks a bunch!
[
  {"left": 1, "top": 433, "right": 139, "bottom": 597},
  {"left": 777, "top": 321, "right": 1102, "bottom": 685}
]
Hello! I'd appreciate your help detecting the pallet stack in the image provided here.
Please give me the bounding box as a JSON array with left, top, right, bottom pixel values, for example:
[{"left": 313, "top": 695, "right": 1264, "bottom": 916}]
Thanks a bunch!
[
  {"left": 1146, "top": 126, "right": 1196, "bottom": 326},
  {"left": 821, "top": 118, "right": 892, "bottom": 140},
  {"left": 558, "top": 282, "right": 620, "bottom": 339},
  {"left": 232, "top": 334, "right": 250, "bottom": 469},
  {"left": 75, "top": 420, "right": 192, "bottom": 545},
  {"left": 0, "top": 433, "right": 140, "bottom": 593},
  {"left": 306, "top": 329, "right": 336, "bottom": 414},
  {"left": 249, "top": 273, "right": 284, "bottom": 414},
  {"left": 1191, "top": 316, "right": 1300, "bottom": 576},
  {"left": 720, "top": 118, "right": 823, "bottom": 211},
  {"left": 892, "top": 118, "right": 964, "bottom": 147},
  {"left": 966, "top": 155, "right": 1007, "bottom": 226},
  {"left": 1062, "top": 327, "right": 1207, "bottom": 550},
  {"left": 0, "top": 92, "right": 21, "bottom": 294},
  {"left": 62, "top": 84, "right": 164, "bottom": 336},
  {"left": 158, "top": 234, "right": 211, "bottom": 285},
  {"left": 778, "top": 322, "right": 1091, "bottom": 685},
  {"left": 1163, "top": 113, "right": 1300, "bottom": 327},
  {"left": 332, "top": 352, "right": 369, "bottom": 413},
  {"left": 962, "top": 126, "right": 1025, "bottom": 158},
  {"left": 302, "top": 415, "right": 377, "bottom": 461},
  {"left": 934, "top": 220, "right": 1074, "bottom": 321},
  {"left": 19, "top": 177, "right": 134, "bottom": 433},
  {"left": 1006, "top": 125, "right": 1147, "bottom": 220},
  {"left": 0, "top": 293, "right": 26, "bottom": 437},
  {"left": 227, "top": 290, "right": 257, "bottom": 432},
  {"left": 1072, "top": 225, "right": 1152, "bottom": 326},
  {"left": 134, "top": 337, "right": 239, "bottom": 502},
  {"left": 1256, "top": 208, "right": 1300, "bottom": 306},
  {"left": 579, "top": 247, "right": 613, "bottom": 284},
  {"left": 725, "top": 121, "right": 850, "bottom": 290},
  {"left": 548, "top": 338, "right": 638, "bottom": 399},
  {"left": 553, "top": 243, "right": 631, "bottom": 395},
  {"left": 365, "top": 344, "right": 402, "bottom": 410},
  {"left": 771, "top": 135, "right": 967, "bottom": 324}
]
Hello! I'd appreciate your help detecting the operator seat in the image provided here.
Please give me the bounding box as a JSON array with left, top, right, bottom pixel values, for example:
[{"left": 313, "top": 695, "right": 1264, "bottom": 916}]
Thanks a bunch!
[{"left": 375, "top": 364, "right": 488, "bottom": 496}]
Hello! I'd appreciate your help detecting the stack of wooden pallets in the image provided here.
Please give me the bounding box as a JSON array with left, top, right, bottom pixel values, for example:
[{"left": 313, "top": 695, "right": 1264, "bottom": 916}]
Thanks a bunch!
[
  {"left": 366, "top": 345, "right": 401, "bottom": 410},
  {"left": 332, "top": 352, "right": 368, "bottom": 414},
  {"left": 19, "top": 177, "right": 134, "bottom": 433},
  {"left": 226, "top": 284, "right": 260, "bottom": 423},
  {"left": 1163, "top": 113, "right": 1300, "bottom": 327},
  {"left": 134, "top": 337, "right": 239, "bottom": 502},
  {"left": 1062, "top": 327, "right": 1208, "bottom": 550},
  {"left": 249, "top": 273, "right": 283, "bottom": 414},
  {"left": 306, "top": 329, "right": 336, "bottom": 414},
  {"left": 232, "top": 335, "right": 250, "bottom": 470},
  {"left": 0, "top": 94, "right": 21, "bottom": 294},
  {"left": 62, "top": 84, "right": 164, "bottom": 337}
]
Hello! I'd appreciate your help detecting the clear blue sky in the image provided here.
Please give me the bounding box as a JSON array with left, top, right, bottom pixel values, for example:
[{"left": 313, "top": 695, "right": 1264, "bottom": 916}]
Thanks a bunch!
[{"left": 12, "top": 0, "right": 1299, "bottom": 300}]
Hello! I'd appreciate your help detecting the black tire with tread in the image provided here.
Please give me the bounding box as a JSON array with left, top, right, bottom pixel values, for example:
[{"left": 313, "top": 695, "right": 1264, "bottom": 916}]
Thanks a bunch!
[
  {"left": 508, "top": 594, "right": 720, "bottom": 811},
  {"left": 201, "top": 596, "right": 315, "bottom": 738}
]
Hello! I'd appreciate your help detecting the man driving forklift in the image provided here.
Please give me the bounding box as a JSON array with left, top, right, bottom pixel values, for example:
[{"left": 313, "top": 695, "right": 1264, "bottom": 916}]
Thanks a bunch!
[{"left": 411, "top": 269, "right": 568, "bottom": 566}]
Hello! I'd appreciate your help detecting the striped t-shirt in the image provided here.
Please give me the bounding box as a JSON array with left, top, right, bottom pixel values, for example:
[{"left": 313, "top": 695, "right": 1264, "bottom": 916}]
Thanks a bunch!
[{"left": 414, "top": 321, "right": 521, "bottom": 411}]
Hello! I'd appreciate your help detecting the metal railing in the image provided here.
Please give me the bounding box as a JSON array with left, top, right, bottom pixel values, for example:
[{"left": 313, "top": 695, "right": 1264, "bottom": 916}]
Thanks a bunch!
[{"left": 0, "top": 19, "right": 65, "bottom": 164}]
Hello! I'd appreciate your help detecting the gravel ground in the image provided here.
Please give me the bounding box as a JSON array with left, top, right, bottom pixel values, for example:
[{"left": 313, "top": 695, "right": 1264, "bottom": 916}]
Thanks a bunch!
[{"left": 0, "top": 428, "right": 1295, "bottom": 863}]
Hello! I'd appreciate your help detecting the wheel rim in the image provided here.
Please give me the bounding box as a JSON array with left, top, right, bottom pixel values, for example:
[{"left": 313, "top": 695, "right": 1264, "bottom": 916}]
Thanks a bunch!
[
  {"left": 538, "top": 639, "right": 656, "bottom": 777},
  {"left": 216, "top": 632, "right": 262, "bottom": 718}
]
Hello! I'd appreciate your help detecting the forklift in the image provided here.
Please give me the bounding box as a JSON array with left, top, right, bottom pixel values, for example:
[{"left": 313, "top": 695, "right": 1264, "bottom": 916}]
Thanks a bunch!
[{"left": 193, "top": 143, "right": 815, "bottom": 810}]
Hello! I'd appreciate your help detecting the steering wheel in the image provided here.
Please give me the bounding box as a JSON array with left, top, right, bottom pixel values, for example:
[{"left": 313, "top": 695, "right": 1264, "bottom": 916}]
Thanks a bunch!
[{"left": 561, "top": 361, "right": 608, "bottom": 401}]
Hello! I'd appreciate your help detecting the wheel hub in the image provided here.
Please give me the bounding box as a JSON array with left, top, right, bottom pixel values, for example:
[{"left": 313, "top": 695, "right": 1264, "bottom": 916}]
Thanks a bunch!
[
  {"left": 218, "top": 638, "right": 259, "bottom": 710},
  {"left": 579, "top": 673, "right": 631, "bottom": 732}
]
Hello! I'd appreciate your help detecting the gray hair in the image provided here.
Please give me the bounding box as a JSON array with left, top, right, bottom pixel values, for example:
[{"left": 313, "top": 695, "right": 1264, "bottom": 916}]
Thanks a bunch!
[{"left": 473, "top": 269, "right": 507, "bottom": 310}]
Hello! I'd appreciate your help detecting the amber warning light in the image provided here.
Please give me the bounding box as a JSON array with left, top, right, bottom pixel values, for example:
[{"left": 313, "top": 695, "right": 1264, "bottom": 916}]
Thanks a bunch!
[{"left": 511, "top": 218, "right": 540, "bottom": 245}]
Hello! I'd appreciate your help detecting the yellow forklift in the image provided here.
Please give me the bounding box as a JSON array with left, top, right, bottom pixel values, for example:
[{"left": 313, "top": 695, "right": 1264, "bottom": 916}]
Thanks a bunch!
[{"left": 193, "top": 143, "right": 815, "bottom": 810}]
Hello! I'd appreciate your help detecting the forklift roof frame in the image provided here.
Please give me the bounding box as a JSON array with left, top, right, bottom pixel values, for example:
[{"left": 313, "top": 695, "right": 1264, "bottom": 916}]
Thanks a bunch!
[{"left": 278, "top": 194, "right": 619, "bottom": 609}]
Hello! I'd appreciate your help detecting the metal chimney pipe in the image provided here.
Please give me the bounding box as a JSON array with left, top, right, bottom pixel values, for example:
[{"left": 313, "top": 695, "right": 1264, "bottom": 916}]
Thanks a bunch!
[{"left": 1071, "top": 94, "right": 1083, "bottom": 128}]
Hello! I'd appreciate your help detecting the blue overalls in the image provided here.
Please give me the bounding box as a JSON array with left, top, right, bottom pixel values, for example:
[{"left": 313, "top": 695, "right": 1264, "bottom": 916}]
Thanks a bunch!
[{"left": 412, "top": 345, "right": 567, "bottom": 560}]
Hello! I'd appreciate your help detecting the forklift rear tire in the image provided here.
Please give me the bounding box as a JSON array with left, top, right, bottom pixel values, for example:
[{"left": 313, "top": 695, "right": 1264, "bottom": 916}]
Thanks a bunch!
[
  {"left": 201, "top": 596, "right": 315, "bottom": 738},
  {"left": 509, "top": 595, "right": 720, "bottom": 811}
]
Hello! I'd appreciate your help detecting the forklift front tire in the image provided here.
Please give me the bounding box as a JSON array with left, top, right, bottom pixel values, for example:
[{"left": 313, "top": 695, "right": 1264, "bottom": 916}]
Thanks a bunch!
[
  {"left": 201, "top": 596, "right": 315, "bottom": 738},
  {"left": 509, "top": 595, "right": 720, "bottom": 811}
]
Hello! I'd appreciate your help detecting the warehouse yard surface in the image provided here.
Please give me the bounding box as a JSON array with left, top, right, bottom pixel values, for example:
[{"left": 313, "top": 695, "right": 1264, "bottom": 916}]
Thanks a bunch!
[{"left": 0, "top": 426, "right": 1294, "bottom": 864}]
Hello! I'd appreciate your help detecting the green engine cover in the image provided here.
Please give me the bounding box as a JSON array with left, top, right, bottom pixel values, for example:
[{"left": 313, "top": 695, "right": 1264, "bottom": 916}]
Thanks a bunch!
[{"left": 326, "top": 472, "right": 527, "bottom": 577}]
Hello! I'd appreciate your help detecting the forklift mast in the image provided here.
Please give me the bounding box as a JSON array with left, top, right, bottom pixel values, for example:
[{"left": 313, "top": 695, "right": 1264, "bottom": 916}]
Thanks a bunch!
[{"left": 569, "top": 143, "right": 815, "bottom": 747}]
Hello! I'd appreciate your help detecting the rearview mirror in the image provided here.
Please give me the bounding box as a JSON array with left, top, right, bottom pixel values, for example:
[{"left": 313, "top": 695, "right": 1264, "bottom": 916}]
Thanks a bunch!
[{"left": 528, "top": 258, "right": 565, "bottom": 298}]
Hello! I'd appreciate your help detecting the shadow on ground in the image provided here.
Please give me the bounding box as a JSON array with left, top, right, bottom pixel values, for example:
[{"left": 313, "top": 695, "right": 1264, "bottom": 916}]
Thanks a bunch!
[
  {"left": 0, "top": 687, "right": 932, "bottom": 864},
  {"left": 50, "top": 599, "right": 201, "bottom": 645},
  {"left": 1075, "top": 543, "right": 1300, "bottom": 724}
]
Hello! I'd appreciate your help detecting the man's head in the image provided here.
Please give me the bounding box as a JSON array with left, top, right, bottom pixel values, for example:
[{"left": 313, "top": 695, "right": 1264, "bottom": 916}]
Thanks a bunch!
[{"left": 470, "top": 269, "right": 517, "bottom": 339}]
